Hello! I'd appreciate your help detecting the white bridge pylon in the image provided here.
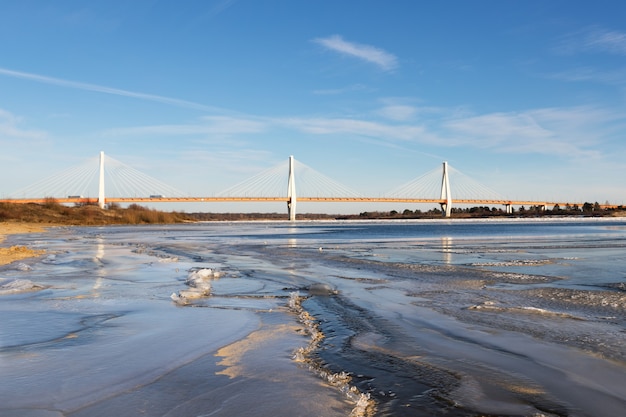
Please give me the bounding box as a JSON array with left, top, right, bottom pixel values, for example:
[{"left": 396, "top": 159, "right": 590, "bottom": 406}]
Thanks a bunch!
[
  {"left": 287, "top": 155, "right": 296, "bottom": 221},
  {"left": 441, "top": 161, "right": 452, "bottom": 217},
  {"left": 217, "top": 155, "right": 364, "bottom": 220},
  {"left": 7, "top": 151, "right": 188, "bottom": 208},
  {"left": 385, "top": 161, "right": 506, "bottom": 217}
]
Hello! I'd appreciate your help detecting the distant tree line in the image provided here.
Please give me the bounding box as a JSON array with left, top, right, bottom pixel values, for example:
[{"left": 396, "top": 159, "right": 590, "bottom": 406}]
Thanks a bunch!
[{"left": 344, "top": 202, "right": 625, "bottom": 220}]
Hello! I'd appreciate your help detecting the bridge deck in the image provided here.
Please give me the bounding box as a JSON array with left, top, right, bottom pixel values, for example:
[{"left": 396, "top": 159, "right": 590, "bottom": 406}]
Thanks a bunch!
[{"left": 1, "top": 196, "right": 616, "bottom": 209}]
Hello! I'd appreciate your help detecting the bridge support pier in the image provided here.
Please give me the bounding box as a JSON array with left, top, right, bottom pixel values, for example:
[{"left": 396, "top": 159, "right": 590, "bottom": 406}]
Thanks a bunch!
[
  {"left": 505, "top": 204, "right": 512, "bottom": 214},
  {"left": 98, "top": 151, "right": 105, "bottom": 209},
  {"left": 440, "top": 161, "right": 452, "bottom": 217},
  {"left": 287, "top": 155, "right": 296, "bottom": 221}
]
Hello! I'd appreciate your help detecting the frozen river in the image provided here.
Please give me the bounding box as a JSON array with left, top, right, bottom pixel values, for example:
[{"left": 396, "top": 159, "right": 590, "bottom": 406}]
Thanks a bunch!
[{"left": 1, "top": 218, "right": 625, "bottom": 416}]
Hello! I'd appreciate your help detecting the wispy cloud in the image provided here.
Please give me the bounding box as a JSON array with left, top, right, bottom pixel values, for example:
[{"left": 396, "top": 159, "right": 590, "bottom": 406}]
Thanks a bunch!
[
  {"left": 278, "top": 105, "right": 619, "bottom": 160},
  {"left": 584, "top": 27, "right": 626, "bottom": 55},
  {"left": 178, "top": 148, "right": 277, "bottom": 176},
  {"left": 312, "top": 35, "right": 398, "bottom": 71},
  {"left": 377, "top": 105, "right": 418, "bottom": 121},
  {"left": 102, "top": 116, "right": 266, "bottom": 137},
  {"left": 0, "top": 67, "right": 222, "bottom": 112},
  {"left": 556, "top": 26, "right": 626, "bottom": 56},
  {"left": 312, "top": 84, "right": 369, "bottom": 95},
  {"left": 444, "top": 112, "right": 552, "bottom": 146},
  {"left": 187, "top": 0, "right": 239, "bottom": 27},
  {"left": 0, "top": 108, "right": 47, "bottom": 142},
  {"left": 280, "top": 117, "right": 426, "bottom": 141},
  {"left": 96, "top": 100, "right": 619, "bottom": 163},
  {"left": 442, "top": 106, "right": 616, "bottom": 159},
  {"left": 205, "top": 0, "right": 238, "bottom": 18},
  {"left": 547, "top": 66, "right": 626, "bottom": 86}
]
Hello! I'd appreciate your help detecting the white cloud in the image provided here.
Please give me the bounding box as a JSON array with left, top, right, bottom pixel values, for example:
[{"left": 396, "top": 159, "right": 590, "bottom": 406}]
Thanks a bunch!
[{"left": 312, "top": 35, "right": 398, "bottom": 71}]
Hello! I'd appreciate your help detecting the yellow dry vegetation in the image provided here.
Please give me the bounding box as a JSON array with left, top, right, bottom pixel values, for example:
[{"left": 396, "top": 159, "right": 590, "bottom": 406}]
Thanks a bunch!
[{"left": 0, "top": 222, "right": 48, "bottom": 266}]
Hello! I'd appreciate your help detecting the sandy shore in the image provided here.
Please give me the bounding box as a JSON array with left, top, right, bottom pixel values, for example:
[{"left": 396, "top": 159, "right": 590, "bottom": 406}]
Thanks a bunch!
[{"left": 0, "top": 222, "right": 48, "bottom": 265}]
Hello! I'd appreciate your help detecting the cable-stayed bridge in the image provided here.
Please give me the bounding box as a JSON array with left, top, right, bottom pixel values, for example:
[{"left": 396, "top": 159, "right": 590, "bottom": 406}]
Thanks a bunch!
[{"left": 1, "top": 152, "right": 599, "bottom": 220}]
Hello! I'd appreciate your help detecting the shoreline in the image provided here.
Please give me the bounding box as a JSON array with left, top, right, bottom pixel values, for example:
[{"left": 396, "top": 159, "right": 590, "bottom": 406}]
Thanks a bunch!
[
  {"left": 1, "top": 216, "right": 624, "bottom": 265},
  {"left": 0, "top": 222, "right": 49, "bottom": 265}
]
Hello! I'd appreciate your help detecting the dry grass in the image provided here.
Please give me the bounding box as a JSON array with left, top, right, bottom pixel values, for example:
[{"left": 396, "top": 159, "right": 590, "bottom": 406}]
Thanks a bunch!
[{"left": 0, "top": 201, "right": 194, "bottom": 226}]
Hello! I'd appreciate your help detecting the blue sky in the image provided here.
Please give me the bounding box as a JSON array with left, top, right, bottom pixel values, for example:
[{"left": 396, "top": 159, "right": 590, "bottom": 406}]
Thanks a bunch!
[{"left": 1, "top": 1, "right": 625, "bottom": 213}]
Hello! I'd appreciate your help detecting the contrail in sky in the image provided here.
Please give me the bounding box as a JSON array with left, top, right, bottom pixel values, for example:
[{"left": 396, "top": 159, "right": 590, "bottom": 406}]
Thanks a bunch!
[{"left": 0, "top": 67, "right": 220, "bottom": 112}]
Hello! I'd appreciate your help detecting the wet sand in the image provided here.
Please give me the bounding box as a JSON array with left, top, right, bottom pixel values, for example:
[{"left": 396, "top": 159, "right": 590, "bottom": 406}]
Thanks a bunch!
[{"left": 0, "top": 222, "right": 48, "bottom": 265}]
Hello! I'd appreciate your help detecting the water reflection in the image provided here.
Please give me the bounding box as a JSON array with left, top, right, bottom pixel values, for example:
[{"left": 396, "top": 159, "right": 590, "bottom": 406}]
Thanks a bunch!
[
  {"left": 287, "top": 227, "right": 299, "bottom": 248},
  {"left": 441, "top": 236, "right": 452, "bottom": 264},
  {"left": 93, "top": 238, "right": 105, "bottom": 295}
]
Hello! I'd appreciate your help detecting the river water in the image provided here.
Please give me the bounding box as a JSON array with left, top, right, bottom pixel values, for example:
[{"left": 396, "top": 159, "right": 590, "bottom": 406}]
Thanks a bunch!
[{"left": 1, "top": 218, "right": 625, "bottom": 416}]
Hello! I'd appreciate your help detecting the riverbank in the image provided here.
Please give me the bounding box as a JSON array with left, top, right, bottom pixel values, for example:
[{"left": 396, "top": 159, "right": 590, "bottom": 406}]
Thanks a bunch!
[{"left": 0, "top": 222, "right": 48, "bottom": 265}]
